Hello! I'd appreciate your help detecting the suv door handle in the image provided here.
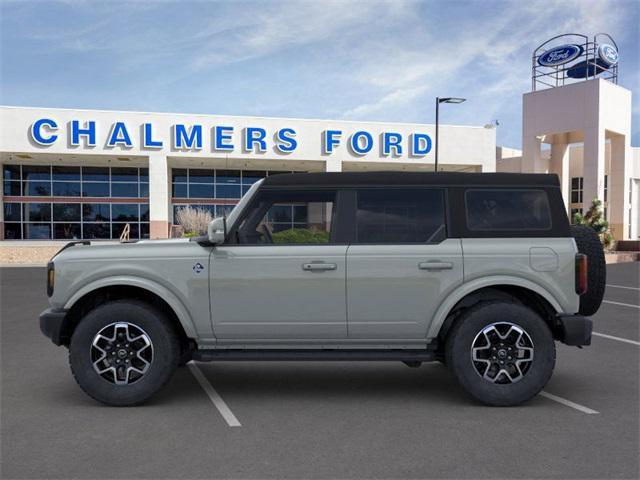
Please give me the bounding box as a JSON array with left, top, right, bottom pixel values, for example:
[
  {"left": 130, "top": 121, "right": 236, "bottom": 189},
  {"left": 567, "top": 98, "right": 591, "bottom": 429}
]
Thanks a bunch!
[
  {"left": 302, "top": 262, "right": 337, "bottom": 272},
  {"left": 418, "top": 261, "right": 453, "bottom": 271}
]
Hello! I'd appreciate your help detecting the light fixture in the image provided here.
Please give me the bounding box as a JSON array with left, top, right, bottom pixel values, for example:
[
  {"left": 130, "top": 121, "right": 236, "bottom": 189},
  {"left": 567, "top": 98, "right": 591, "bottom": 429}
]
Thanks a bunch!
[
  {"left": 435, "top": 96, "right": 467, "bottom": 172},
  {"left": 438, "top": 97, "right": 466, "bottom": 104}
]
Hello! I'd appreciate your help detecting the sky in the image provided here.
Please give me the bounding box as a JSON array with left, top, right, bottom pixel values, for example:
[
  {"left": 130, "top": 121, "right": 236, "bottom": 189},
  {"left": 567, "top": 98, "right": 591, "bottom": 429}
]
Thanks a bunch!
[{"left": 1, "top": 0, "right": 638, "bottom": 149}]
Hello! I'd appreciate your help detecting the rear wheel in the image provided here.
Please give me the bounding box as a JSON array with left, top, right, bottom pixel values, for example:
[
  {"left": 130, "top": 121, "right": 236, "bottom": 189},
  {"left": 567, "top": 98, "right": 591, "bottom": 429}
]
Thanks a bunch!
[
  {"left": 445, "top": 301, "right": 555, "bottom": 406},
  {"left": 69, "top": 300, "right": 180, "bottom": 406}
]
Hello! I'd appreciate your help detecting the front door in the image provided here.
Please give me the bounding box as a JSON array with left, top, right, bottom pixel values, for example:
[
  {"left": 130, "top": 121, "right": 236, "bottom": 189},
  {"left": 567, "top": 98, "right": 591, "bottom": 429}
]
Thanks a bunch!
[
  {"left": 346, "top": 188, "right": 463, "bottom": 339},
  {"left": 210, "top": 188, "right": 347, "bottom": 340}
]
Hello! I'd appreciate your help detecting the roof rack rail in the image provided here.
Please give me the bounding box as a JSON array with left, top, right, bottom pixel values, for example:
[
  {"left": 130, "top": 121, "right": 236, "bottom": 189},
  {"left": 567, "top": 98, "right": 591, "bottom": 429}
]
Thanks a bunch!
[{"left": 55, "top": 240, "right": 91, "bottom": 256}]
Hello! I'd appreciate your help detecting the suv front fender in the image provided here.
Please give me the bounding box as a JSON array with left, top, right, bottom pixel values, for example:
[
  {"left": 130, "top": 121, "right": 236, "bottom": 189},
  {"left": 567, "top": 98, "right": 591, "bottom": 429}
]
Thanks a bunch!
[
  {"left": 426, "top": 275, "right": 564, "bottom": 340},
  {"left": 63, "top": 275, "right": 198, "bottom": 339}
]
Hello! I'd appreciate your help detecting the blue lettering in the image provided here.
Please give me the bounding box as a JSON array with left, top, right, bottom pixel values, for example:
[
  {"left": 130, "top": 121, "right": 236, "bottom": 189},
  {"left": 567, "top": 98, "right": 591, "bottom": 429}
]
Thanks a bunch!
[
  {"left": 244, "top": 127, "right": 267, "bottom": 152},
  {"left": 173, "top": 124, "right": 203, "bottom": 149},
  {"left": 107, "top": 122, "right": 133, "bottom": 147},
  {"left": 30, "top": 118, "right": 58, "bottom": 145},
  {"left": 382, "top": 132, "right": 403, "bottom": 156},
  {"left": 143, "top": 123, "right": 163, "bottom": 148},
  {"left": 275, "top": 128, "right": 297, "bottom": 153},
  {"left": 350, "top": 131, "right": 373, "bottom": 155},
  {"left": 214, "top": 126, "right": 234, "bottom": 151},
  {"left": 323, "top": 130, "right": 342, "bottom": 154},
  {"left": 411, "top": 133, "right": 432, "bottom": 156},
  {"left": 71, "top": 120, "right": 96, "bottom": 147}
]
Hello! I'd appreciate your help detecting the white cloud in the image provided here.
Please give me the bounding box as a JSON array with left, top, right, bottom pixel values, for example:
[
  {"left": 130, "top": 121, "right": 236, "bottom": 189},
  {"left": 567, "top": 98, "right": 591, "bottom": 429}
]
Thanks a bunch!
[
  {"left": 338, "top": 0, "right": 633, "bottom": 121},
  {"left": 190, "top": 1, "right": 411, "bottom": 71},
  {"left": 2, "top": 0, "right": 636, "bottom": 147}
]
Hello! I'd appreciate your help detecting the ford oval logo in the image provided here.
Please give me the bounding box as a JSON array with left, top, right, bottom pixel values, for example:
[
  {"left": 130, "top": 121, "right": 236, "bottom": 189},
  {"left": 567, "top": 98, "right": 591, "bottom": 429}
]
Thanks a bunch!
[
  {"left": 598, "top": 44, "right": 618, "bottom": 66},
  {"left": 538, "top": 44, "right": 583, "bottom": 67}
]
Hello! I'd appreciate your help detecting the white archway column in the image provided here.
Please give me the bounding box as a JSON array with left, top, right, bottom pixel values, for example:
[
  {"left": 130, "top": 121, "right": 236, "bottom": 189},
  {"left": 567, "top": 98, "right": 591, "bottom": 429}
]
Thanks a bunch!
[
  {"left": 609, "top": 133, "right": 631, "bottom": 239},
  {"left": 325, "top": 158, "right": 342, "bottom": 172},
  {"left": 522, "top": 135, "right": 542, "bottom": 173},
  {"left": 550, "top": 135, "right": 570, "bottom": 213},
  {"left": 148, "top": 153, "right": 170, "bottom": 239},
  {"left": 582, "top": 126, "right": 606, "bottom": 212}
]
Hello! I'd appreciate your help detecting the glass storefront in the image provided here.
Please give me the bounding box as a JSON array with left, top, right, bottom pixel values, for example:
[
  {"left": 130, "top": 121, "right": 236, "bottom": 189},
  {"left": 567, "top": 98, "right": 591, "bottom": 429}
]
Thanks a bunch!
[
  {"left": 171, "top": 168, "right": 295, "bottom": 222},
  {"left": 2, "top": 165, "right": 302, "bottom": 239},
  {"left": 3, "top": 164, "right": 149, "bottom": 240}
]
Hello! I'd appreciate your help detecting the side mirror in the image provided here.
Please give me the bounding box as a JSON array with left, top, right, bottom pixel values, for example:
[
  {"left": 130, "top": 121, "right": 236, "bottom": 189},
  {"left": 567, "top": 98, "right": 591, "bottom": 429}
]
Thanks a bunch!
[{"left": 208, "top": 216, "right": 227, "bottom": 245}]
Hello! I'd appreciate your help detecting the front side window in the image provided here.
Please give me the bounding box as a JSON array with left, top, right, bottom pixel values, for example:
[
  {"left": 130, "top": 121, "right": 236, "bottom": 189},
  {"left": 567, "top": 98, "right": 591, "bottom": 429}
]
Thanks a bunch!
[
  {"left": 237, "top": 190, "right": 335, "bottom": 245},
  {"left": 466, "top": 189, "right": 551, "bottom": 231},
  {"left": 355, "top": 189, "right": 446, "bottom": 244}
]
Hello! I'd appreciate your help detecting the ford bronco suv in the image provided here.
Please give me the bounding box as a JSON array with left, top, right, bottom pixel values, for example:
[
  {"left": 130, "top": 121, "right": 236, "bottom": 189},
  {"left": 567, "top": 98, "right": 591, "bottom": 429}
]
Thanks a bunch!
[{"left": 40, "top": 172, "right": 605, "bottom": 407}]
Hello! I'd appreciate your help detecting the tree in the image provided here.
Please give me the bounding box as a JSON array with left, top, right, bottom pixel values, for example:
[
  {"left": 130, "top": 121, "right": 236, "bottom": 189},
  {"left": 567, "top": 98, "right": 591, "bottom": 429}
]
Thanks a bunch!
[{"left": 572, "top": 199, "right": 615, "bottom": 250}]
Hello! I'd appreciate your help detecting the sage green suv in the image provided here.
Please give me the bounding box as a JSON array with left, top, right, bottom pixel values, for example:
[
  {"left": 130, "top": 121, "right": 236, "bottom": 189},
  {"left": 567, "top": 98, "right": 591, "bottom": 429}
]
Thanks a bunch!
[{"left": 40, "top": 172, "right": 605, "bottom": 407}]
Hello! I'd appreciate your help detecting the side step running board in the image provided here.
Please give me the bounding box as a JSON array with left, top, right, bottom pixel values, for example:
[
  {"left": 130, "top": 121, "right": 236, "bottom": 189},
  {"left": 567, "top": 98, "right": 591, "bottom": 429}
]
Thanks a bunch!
[{"left": 192, "top": 349, "right": 438, "bottom": 362}]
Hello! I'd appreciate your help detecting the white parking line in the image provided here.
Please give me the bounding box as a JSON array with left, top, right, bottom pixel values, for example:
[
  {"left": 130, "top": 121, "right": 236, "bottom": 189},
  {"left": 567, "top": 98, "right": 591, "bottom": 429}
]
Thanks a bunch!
[
  {"left": 603, "top": 300, "right": 640, "bottom": 309},
  {"left": 187, "top": 361, "right": 241, "bottom": 427},
  {"left": 539, "top": 391, "right": 599, "bottom": 414},
  {"left": 606, "top": 284, "right": 640, "bottom": 291},
  {"left": 593, "top": 331, "right": 640, "bottom": 346}
]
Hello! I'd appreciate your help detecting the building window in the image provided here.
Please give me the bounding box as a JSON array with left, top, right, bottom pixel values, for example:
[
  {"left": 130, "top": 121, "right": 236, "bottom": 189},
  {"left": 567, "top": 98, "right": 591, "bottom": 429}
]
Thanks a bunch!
[
  {"left": 570, "top": 208, "right": 583, "bottom": 223},
  {"left": 170, "top": 168, "right": 293, "bottom": 224},
  {"left": 2, "top": 164, "right": 149, "bottom": 240},
  {"left": 570, "top": 177, "right": 583, "bottom": 204}
]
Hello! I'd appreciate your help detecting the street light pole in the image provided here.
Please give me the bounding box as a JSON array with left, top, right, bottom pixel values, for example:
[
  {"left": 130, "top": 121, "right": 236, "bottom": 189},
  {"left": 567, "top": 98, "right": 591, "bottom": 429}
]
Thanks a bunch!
[
  {"left": 435, "top": 97, "right": 440, "bottom": 173},
  {"left": 434, "top": 97, "right": 466, "bottom": 172}
]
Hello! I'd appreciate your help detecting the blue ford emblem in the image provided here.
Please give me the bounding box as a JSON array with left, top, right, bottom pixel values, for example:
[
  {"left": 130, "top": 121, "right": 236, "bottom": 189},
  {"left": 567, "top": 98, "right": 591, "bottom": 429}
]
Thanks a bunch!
[
  {"left": 538, "top": 44, "right": 583, "bottom": 67},
  {"left": 598, "top": 44, "right": 618, "bottom": 66}
]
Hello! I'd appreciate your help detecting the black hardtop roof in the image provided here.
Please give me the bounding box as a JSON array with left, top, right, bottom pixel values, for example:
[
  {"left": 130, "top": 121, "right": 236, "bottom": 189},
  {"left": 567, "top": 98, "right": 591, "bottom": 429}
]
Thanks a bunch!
[{"left": 262, "top": 171, "right": 560, "bottom": 188}]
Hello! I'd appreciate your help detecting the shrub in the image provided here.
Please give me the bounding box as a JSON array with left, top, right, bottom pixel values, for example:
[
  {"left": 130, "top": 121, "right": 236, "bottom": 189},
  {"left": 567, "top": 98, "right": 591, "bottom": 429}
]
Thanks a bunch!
[
  {"left": 176, "top": 206, "right": 213, "bottom": 236},
  {"left": 572, "top": 199, "right": 615, "bottom": 250},
  {"left": 271, "top": 227, "right": 330, "bottom": 244}
]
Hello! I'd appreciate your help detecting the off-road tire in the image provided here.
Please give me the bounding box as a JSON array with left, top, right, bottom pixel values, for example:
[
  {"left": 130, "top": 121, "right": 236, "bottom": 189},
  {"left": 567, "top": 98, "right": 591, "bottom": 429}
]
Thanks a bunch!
[
  {"left": 571, "top": 225, "right": 606, "bottom": 316},
  {"left": 69, "top": 300, "right": 181, "bottom": 406},
  {"left": 446, "top": 301, "right": 555, "bottom": 406}
]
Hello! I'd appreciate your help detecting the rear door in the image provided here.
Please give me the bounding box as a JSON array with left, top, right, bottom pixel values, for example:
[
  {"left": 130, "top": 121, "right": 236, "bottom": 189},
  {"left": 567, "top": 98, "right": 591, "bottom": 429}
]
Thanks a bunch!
[{"left": 346, "top": 188, "right": 463, "bottom": 339}]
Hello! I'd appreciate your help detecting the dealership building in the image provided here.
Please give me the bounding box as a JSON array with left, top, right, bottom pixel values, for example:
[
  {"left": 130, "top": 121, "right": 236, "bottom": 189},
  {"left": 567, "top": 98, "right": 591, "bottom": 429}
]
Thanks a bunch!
[
  {"left": 0, "top": 107, "right": 497, "bottom": 241},
  {"left": 0, "top": 34, "right": 638, "bottom": 243}
]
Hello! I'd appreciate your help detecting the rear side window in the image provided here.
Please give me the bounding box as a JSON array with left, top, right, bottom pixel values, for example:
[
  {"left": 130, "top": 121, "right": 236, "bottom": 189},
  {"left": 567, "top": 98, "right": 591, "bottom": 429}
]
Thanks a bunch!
[
  {"left": 356, "top": 189, "right": 446, "bottom": 243},
  {"left": 465, "top": 189, "right": 551, "bottom": 231}
]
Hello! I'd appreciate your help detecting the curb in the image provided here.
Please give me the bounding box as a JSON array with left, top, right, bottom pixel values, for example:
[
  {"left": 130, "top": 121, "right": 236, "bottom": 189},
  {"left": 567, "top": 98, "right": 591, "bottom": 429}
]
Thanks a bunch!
[{"left": 0, "top": 263, "right": 47, "bottom": 268}]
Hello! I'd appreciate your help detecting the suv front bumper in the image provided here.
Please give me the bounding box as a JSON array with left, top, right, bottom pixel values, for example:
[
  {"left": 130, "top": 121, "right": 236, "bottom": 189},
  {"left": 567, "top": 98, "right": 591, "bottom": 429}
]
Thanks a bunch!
[
  {"left": 39, "top": 308, "right": 69, "bottom": 346},
  {"left": 557, "top": 314, "right": 592, "bottom": 346}
]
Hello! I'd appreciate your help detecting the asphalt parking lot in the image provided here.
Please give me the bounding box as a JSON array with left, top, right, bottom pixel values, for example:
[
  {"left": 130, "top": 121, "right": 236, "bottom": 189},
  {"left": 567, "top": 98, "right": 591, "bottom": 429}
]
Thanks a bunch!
[{"left": 1, "top": 263, "right": 638, "bottom": 479}]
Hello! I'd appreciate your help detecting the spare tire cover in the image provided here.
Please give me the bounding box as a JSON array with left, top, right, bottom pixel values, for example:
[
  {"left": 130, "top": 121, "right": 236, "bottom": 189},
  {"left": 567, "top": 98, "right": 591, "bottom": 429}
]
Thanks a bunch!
[{"left": 571, "top": 225, "right": 606, "bottom": 316}]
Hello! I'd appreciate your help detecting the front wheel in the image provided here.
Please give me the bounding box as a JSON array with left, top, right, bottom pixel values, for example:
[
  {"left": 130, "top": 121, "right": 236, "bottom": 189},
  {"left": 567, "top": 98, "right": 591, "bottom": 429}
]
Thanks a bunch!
[
  {"left": 69, "top": 300, "right": 181, "bottom": 406},
  {"left": 445, "top": 302, "right": 555, "bottom": 406}
]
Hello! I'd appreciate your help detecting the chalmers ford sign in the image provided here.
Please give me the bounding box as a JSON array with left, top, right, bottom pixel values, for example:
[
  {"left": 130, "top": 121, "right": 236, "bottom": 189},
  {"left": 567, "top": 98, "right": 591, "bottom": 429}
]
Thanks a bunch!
[{"left": 29, "top": 118, "right": 434, "bottom": 157}]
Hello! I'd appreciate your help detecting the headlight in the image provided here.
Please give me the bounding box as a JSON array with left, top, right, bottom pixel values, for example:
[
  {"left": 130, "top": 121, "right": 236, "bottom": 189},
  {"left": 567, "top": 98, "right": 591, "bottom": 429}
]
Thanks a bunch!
[{"left": 47, "top": 262, "right": 55, "bottom": 297}]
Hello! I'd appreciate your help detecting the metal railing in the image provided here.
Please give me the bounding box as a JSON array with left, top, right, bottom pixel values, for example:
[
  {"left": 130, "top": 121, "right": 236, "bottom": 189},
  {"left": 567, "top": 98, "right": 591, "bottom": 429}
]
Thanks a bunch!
[{"left": 532, "top": 33, "right": 618, "bottom": 91}]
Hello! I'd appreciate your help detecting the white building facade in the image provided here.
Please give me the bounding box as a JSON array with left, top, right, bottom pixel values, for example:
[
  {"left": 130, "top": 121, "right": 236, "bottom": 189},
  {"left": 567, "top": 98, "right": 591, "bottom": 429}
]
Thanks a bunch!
[{"left": 0, "top": 106, "right": 496, "bottom": 241}]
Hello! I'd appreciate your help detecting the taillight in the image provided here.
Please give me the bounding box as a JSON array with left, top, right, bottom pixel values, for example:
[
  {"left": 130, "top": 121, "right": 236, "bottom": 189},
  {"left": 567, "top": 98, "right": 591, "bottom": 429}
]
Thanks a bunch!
[
  {"left": 575, "top": 254, "right": 587, "bottom": 295},
  {"left": 47, "top": 262, "right": 55, "bottom": 297}
]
